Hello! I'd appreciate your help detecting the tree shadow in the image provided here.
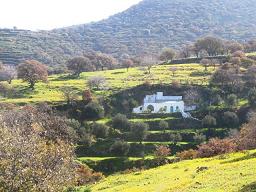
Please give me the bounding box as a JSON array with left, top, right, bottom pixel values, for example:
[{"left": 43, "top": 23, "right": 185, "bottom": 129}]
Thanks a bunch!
[
  {"left": 239, "top": 182, "right": 256, "bottom": 192},
  {"left": 221, "top": 152, "right": 256, "bottom": 164}
]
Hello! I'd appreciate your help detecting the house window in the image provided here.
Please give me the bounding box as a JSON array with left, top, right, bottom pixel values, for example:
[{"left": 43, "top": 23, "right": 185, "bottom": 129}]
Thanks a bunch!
[
  {"left": 140, "top": 107, "right": 143, "bottom": 111},
  {"left": 170, "top": 106, "right": 174, "bottom": 113},
  {"left": 176, "top": 106, "right": 180, "bottom": 112},
  {"left": 147, "top": 105, "right": 154, "bottom": 112}
]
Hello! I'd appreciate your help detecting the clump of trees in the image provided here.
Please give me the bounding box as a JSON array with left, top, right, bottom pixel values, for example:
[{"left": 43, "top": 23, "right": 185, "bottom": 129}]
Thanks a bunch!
[
  {"left": 0, "top": 105, "right": 77, "bottom": 191},
  {"left": 17, "top": 60, "right": 48, "bottom": 89},
  {"left": 159, "top": 48, "right": 176, "bottom": 62},
  {"left": 67, "top": 56, "right": 94, "bottom": 76}
]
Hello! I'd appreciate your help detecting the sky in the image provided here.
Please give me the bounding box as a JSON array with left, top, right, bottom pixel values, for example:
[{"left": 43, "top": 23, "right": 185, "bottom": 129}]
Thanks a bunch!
[{"left": 0, "top": 0, "right": 142, "bottom": 30}]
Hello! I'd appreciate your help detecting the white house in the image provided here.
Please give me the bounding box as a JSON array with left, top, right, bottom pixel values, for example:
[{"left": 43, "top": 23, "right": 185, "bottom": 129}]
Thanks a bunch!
[{"left": 133, "top": 92, "right": 195, "bottom": 114}]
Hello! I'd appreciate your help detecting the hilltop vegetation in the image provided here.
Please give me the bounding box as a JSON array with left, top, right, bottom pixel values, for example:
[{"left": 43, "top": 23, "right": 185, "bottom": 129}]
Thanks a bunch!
[{"left": 1, "top": 0, "right": 256, "bottom": 66}]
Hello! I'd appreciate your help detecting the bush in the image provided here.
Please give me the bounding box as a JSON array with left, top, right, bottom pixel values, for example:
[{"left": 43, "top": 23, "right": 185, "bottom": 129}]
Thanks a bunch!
[
  {"left": 248, "top": 88, "right": 256, "bottom": 107},
  {"left": 80, "top": 102, "right": 104, "bottom": 121},
  {"left": 176, "top": 149, "right": 198, "bottom": 160},
  {"left": 76, "top": 164, "right": 104, "bottom": 186},
  {"left": 197, "top": 138, "right": 237, "bottom": 158},
  {"left": 130, "top": 122, "right": 149, "bottom": 143},
  {"left": 112, "top": 114, "right": 130, "bottom": 131},
  {"left": 158, "top": 120, "right": 169, "bottom": 132},
  {"left": 223, "top": 111, "right": 239, "bottom": 128},
  {"left": 193, "top": 132, "right": 206, "bottom": 144},
  {"left": 226, "top": 94, "right": 238, "bottom": 108},
  {"left": 154, "top": 145, "right": 171, "bottom": 159},
  {"left": 92, "top": 123, "right": 109, "bottom": 138},
  {"left": 110, "top": 141, "right": 130, "bottom": 156},
  {"left": 202, "top": 115, "right": 217, "bottom": 128},
  {"left": 238, "top": 114, "right": 256, "bottom": 150}
]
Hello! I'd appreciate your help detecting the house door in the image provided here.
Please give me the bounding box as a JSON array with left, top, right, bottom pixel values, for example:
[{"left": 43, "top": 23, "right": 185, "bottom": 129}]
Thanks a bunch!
[{"left": 170, "top": 106, "right": 174, "bottom": 113}]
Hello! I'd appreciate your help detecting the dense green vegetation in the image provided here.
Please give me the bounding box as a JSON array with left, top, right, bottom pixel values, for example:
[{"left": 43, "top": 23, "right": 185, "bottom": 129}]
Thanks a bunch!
[{"left": 1, "top": 0, "right": 256, "bottom": 66}]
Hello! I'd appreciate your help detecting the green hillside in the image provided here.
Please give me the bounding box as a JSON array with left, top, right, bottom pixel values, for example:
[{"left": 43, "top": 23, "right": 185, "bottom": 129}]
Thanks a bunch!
[
  {"left": 81, "top": 150, "right": 256, "bottom": 192},
  {"left": 1, "top": 63, "right": 214, "bottom": 104},
  {"left": 1, "top": 0, "right": 256, "bottom": 65}
]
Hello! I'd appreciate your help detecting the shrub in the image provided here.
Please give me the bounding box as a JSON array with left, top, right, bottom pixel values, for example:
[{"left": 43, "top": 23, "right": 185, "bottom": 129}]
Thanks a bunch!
[
  {"left": 154, "top": 145, "right": 171, "bottom": 159},
  {"left": 92, "top": 123, "right": 109, "bottom": 138},
  {"left": 248, "top": 88, "right": 256, "bottom": 107},
  {"left": 176, "top": 149, "right": 198, "bottom": 160},
  {"left": 80, "top": 102, "right": 104, "bottom": 121},
  {"left": 223, "top": 111, "right": 239, "bottom": 128},
  {"left": 238, "top": 114, "right": 256, "bottom": 150},
  {"left": 76, "top": 164, "right": 104, "bottom": 185},
  {"left": 193, "top": 132, "right": 206, "bottom": 144},
  {"left": 202, "top": 115, "right": 217, "bottom": 128},
  {"left": 197, "top": 138, "right": 237, "bottom": 158},
  {"left": 110, "top": 141, "right": 130, "bottom": 156},
  {"left": 130, "top": 122, "right": 149, "bottom": 143},
  {"left": 226, "top": 94, "right": 238, "bottom": 107},
  {"left": 159, "top": 120, "right": 169, "bottom": 132},
  {"left": 112, "top": 114, "right": 130, "bottom": 131},
  {"left": 169, "top": 133, "right": 182, "bottom": 145}
]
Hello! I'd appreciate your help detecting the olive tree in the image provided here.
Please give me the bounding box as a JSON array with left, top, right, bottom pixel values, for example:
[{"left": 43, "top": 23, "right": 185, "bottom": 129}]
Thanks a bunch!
[{"left": 17, "top": 60, "right": 48, "bottom": 89}]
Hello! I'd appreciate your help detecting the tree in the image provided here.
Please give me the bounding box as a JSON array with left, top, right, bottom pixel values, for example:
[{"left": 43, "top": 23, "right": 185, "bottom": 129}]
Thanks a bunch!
[
  {"left": 112, "top": 113, "right": 130, "bottom": 131},
  {"left": 122, "top": 59, "right": 134, "bottom": 72},
  {"left": 226, "top": 94, "right": 238, "bottom": 108},
  {"left": 230, "top": 57, "right": 241, "bottom": 73},
  {"left": 169, "top": 133, "right": 182, "bottom": 145},
  {"left": 159, "top": 48, "right": 176, "bottom": 61},
  {"left": 195, "top": 36, "right": 224, "bottom": 56},
  {"left": 0, "top": 66, "right": 16, "bottom": 84},
  {"left": 225, "top": 41, "right": 244, "bottom": 54},
  {"left": 79, "top": 102, "right": 104, "bottom": 121},
  {"left": 159, "top": 120, "right": 168, "bottom": 132},
  {"left": 197, "top": 138, "right": 237, "bottom": 158},
  {"left": 91, "top": 123, "right": 109, "bottom": 138},
  {"left": 87, "top": 76, "right": 107, "bottom": 90},
  {"left": 130, "top": 122, "right": 149, "bottom": 143},
  {"left": 193, "top": 132, "right": 206, "bottom": 144},
  {"left": 200, "top": 58, "right": 211, "bottom": 71},
  {"left": 223, "top": 111, "right": 239, "bottom": 128},
  {"left": 17, "top": 60, "right": 48, "bottom": 89},
  {"left": 86, "top": 52, "right": 117, "bottom": 71},
  {"left": 67, "top": 56, "right": 94, "bottom": 76},
  {"left": 0, "top": 105, "right": 77, "bottom": 191},
  {"left": 169, "top": 66, "right": 178, "bottom": 77},
  {"left": 60, "top": 87, "right": 79, "bottom": 105},
  {"left": 248, "top": 88, "right": 256, "bottom": 107},
  {"left": 82, "top": 89, "right": 93, "bottom": 104},
  {"left": 110, "top": 140, "right": 130, "bottom": 156},
  {"left": 180, "top": 45, "right": 193, "bottom": 58},
  {"left": 141, "top": 55, "right": 158, "bottom": 74},
  {"left": 154, "top": 145, "right": 171, "bottom": 160},
  {"left": 239, "top": 113, "right": 256, "bottom": 150},
  {"left": 244, "top": 65, "right": 256, "bottom": 87},
  {"left": 0, "top": 83, "right": 14, "bottom": 98},
  {"left": 202, "top": 115, "right": 217, "bottom": 128}
]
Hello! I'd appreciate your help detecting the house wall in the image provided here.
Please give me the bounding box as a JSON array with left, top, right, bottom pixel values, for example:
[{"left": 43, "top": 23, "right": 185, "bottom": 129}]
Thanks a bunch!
[{"left": 143, "top": 101, "right": 184, "bottom": 113}]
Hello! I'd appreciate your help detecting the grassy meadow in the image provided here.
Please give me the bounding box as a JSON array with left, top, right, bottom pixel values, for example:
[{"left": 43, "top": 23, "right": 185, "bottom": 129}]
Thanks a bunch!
[
  {"left": 1, "top": 64, "right": 215, "bottom": 104},
  {"left": 80, "top": 150, "right": 256, "bottom": 192}
]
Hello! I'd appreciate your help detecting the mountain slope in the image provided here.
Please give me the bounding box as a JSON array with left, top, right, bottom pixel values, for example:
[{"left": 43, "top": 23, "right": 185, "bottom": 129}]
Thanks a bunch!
[
  {"left": 0, "top": 0, "right": 256, "bottom": 66},
  {"left": 81, "top": 150, "right": 256, "bottom": 192}
]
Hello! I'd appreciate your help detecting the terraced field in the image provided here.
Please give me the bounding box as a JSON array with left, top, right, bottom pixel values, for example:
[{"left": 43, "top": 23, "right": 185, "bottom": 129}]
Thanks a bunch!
[{"left": 1, "top": 64, "right": 215, "bottom": 104}]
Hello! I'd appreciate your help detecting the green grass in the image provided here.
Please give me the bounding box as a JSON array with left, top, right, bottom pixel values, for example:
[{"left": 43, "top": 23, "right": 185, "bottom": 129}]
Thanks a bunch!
[
  {"left": 81, "top": 150, "right": 256, "bottom": 192},
  {"left": 246, "top": 52, "right": 256, "bottom": 56},
  {"left": 1, "top": 64, "right": 215, "bottom": 104}
]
